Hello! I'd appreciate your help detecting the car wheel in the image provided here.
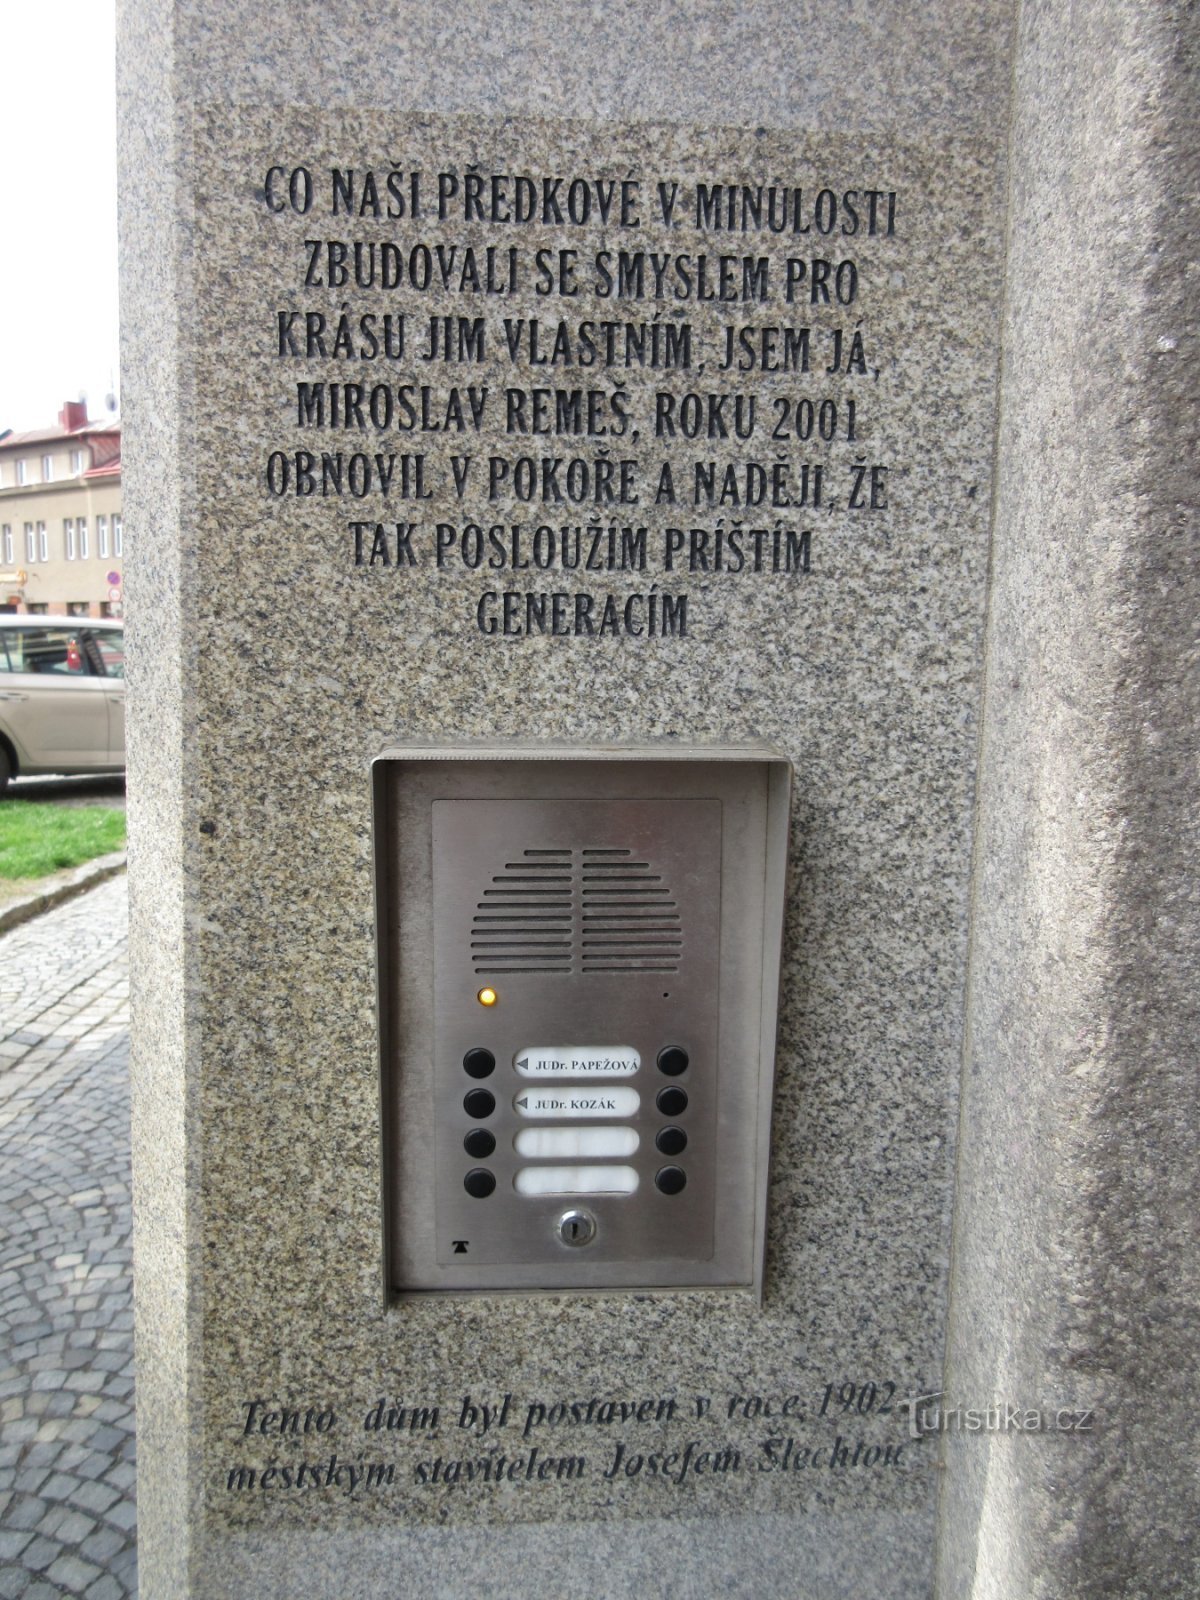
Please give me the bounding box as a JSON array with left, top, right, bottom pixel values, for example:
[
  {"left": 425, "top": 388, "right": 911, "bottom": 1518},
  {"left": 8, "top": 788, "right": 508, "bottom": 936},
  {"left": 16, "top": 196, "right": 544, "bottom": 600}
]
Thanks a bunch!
[{"left": 0, "top": 743, "right": 10, "bottom": 793}]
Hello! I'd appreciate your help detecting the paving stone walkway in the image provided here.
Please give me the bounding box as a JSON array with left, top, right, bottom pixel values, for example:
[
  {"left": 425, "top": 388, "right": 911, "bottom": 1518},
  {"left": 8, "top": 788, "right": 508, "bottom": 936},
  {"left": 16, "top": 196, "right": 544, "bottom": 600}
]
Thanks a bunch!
[{"left": 0, "top": 876, "right": 135, "bottom": 1599}]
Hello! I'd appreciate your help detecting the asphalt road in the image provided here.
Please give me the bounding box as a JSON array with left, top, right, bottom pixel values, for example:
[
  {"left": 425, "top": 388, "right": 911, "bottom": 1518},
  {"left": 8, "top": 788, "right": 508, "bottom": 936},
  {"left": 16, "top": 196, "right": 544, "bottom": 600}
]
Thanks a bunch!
[{"left": 3, "top": 777, "right": 126, "bottom": 812}]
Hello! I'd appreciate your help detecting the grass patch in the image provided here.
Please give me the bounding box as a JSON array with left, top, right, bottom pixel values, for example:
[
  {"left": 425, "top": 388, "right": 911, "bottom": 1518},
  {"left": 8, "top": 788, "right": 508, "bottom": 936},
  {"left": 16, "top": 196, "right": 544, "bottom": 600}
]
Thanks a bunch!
[{"left": 0, "top": 802, "right": 126, "bottom": 880}]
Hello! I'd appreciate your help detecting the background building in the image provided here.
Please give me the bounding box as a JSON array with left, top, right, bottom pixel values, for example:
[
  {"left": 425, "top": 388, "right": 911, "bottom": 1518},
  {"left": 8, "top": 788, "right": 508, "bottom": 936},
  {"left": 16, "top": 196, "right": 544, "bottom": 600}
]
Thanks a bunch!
[{"left": 0, "top": 400, "right": 123, "bottom": 615}]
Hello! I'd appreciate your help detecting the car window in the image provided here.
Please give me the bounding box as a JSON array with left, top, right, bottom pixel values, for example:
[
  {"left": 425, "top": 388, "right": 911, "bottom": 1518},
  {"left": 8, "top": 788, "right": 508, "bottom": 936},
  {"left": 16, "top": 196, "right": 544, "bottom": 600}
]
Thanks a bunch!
[
  {"left": 88, "top": 630, "right": 125, "bottom": 679},
  {"left": 12, "top": 628, "right": 90, "bottom": 676}
]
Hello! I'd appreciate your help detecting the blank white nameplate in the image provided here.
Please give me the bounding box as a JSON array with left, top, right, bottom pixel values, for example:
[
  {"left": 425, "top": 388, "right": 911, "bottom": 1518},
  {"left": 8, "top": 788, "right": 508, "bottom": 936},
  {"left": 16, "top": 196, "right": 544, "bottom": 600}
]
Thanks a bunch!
[
  {"left": 514, "top": 1165, "right": 639, "bottom": 1197},
  {"left": 514, "top": 1047, "right": 640, "bottom": 1078},
  {"left": 514, "top": 1127, "right": 640, "bottom": 1160},
  {"left": 513, "top": 1087, "right": 640, "bottom": 1120}
]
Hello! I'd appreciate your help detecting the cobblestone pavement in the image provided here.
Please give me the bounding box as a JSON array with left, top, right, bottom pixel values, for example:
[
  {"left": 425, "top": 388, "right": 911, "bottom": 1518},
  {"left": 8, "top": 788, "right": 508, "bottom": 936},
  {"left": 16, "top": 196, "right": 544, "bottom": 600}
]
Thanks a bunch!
[{"left": 0, "top": 876, "right": 135, "bottom": 1599}]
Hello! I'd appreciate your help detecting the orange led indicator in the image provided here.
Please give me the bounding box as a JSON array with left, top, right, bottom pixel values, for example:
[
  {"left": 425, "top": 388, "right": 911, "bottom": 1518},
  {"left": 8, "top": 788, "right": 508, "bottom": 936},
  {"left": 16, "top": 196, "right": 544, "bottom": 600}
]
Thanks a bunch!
[{"left": 477, "top": 987, "right": 498, "bottom": 1007}]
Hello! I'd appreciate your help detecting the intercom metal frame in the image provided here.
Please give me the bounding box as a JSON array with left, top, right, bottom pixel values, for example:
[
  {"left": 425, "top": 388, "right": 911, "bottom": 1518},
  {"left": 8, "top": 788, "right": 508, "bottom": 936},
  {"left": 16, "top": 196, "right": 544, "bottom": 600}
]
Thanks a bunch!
[{"left": 373, "top": 745, "right": 791, "bottom": 1301}]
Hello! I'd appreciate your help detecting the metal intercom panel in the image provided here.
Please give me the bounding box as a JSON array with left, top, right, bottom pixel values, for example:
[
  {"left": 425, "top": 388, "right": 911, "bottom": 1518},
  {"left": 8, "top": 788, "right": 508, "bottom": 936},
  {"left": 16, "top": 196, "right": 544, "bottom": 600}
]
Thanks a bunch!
[{"left": 373, "top": 748, "right": 791, "bottom": 1298}]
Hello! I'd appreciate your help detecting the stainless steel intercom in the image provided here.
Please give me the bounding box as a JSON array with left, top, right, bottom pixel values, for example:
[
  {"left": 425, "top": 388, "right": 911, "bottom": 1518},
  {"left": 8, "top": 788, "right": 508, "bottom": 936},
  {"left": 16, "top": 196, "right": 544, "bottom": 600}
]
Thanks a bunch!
[{"left": 373, "top": 747, "right": 791, "bottom": 1298}]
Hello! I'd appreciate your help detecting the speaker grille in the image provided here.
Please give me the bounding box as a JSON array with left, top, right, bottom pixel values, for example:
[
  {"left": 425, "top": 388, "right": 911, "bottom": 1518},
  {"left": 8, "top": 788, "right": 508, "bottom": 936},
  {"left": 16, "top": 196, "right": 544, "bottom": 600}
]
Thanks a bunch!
[{"left": 471, "top": 847, "right": 683, "bottom": 975}]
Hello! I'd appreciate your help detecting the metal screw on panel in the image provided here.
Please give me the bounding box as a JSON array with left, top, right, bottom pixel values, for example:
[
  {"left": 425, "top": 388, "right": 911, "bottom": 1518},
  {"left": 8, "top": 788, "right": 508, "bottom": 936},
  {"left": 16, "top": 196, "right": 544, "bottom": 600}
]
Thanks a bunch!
[{"left": 557, "top": 1209, "right": 597, "bottom": 1247}]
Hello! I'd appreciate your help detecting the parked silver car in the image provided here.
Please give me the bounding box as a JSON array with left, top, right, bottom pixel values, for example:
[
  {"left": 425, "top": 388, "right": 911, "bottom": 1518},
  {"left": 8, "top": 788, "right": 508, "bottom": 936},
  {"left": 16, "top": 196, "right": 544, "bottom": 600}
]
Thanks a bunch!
[{"left": 0, "top": 615, "right": 125, "bottom": 789}]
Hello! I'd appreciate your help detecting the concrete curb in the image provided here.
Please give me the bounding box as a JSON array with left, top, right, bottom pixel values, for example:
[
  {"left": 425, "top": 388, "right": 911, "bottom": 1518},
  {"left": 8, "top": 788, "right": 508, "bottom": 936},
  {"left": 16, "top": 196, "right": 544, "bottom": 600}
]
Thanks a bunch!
[{"left": 0, "top": 850, "right": 128, "bottom": 935}]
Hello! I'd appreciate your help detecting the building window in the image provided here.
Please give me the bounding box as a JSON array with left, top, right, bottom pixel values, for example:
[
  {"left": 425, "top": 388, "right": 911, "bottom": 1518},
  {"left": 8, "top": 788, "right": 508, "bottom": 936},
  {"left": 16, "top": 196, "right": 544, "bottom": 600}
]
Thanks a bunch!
[
  {"left": 16, "top": 459, "right": 28, "bottom": 485},
  {"left": 26, "top": 602, "right": 47, "bottom": 615},
  {"left": 42, "top": 454, "right": 54, "bottom": 482},
  {"left": 67, "top": 601, "right": 90, "bottom": 617},
  {"left": 78, "top": 518, "right": 89, "bottom": 559},
  {"left": 2, "top": 525, "right": 11, "bottom": 564},
  {"left": 37, "top": 522, "right": 47, "bottom": 561},
  {"left": 70, "top": 449, "right": 86, "bottom": 475},
  {"left": 24, "top": 524, "right": 35, "bottom": 562},
  {"left": 113, "top": 514, "right": 123, "bottom": 556},
  {"left": 64, "top": 518, "right": 77, "bottom": 560},
  {"left": 97, "top": 515, "right": 109, "bottom": 557}
]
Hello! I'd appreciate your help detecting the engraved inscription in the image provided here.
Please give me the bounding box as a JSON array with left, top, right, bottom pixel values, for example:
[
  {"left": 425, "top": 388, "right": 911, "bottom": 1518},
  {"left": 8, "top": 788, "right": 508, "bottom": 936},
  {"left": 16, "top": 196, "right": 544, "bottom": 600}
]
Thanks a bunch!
[
  {"left": 221, "top": 1378, "right": 916, "bottom": 1502},
  {"left": 246, "top": 130, "right": 903, "bottom": 638}
]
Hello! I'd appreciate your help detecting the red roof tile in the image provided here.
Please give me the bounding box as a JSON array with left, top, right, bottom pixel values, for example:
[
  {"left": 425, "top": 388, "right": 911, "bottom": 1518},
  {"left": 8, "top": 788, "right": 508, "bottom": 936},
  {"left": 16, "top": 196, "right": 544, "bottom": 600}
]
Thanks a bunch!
[{"left": 0, "top": 421, "right": 121, "bottom": 449}]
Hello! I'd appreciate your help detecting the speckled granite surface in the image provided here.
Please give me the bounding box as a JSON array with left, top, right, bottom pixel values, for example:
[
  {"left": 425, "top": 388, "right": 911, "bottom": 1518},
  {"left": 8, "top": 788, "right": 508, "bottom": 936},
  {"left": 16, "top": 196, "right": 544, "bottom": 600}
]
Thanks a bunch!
[
  {"left": 937, "top": 4, "right": 1200, "bottom": 1598},
  {"left": 121, "top": 1, "right": 1200, "bottom": 1596}
]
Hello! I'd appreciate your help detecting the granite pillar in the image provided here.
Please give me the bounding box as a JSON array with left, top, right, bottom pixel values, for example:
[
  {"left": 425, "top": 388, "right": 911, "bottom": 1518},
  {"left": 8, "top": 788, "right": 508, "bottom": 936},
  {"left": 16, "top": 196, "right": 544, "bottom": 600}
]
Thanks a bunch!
[{"left": 116, "top": 2, "right": 1197, "bottom": 1595}]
